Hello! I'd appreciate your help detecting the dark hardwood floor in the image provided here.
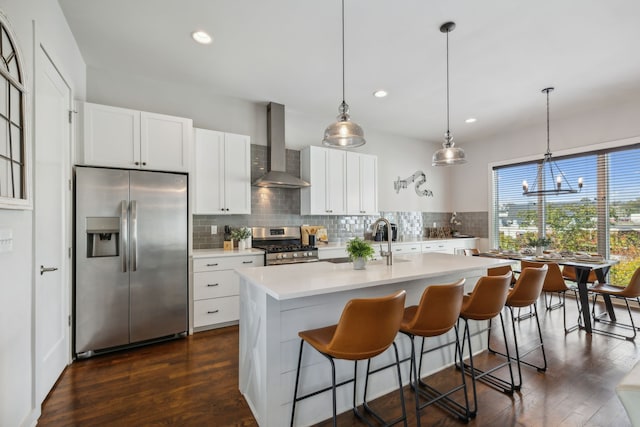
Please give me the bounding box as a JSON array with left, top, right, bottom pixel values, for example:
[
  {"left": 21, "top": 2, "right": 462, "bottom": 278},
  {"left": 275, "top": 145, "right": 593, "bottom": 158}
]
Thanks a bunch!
[{"left": 38, "top": 299, "right": 637, "bottom": 426}]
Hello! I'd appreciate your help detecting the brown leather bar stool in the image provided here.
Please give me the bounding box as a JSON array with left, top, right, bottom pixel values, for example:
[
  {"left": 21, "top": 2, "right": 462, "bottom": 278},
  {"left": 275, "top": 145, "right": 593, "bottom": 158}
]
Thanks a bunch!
[
  {"left": 521, "top": 260, "right": 581, "bottom": 333},
  {"left": 488, "top": 265, "right": 518, "bottom": 285},
  {"left": 399, "top": 279, "right": 469, "bottom": 425},
  {"left": 463, "top": 248, "right": 479, "bottom": 256},
  {"left": 590, "top": 266, "right": 640, "bottom": 340},
  {"left": 488, "top": 264, "right": 548, "bottom": 390},
  {"left": 290, "top": 290, "right": 408, "bottom": 427},
  {"left": 457, "top": 272, "right": 514, "bottom": 416}
]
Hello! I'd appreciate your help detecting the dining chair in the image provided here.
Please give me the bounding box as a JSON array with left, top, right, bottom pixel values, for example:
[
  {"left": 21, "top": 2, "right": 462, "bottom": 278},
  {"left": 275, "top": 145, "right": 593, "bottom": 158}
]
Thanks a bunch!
[
  {"left": 463, "top": 248, "right": 479, "bottom": 256},
  {"left": 521, "top": 260, "right": 581, "bottom": 333},
  {"left": 562, "top": 265, "right": 598, "bottom": 284},
  {"left": 488, "top": 265, "right": 518, "bottom": 285},
  {"left": 488, "top": 264, "right": 548, "bottom": 390},
  {"left": 290, "top": 290, "right": 408, "bottom": 427},
  {"left": 590, "top": 266, "right": 640, "bottom": 341},
  {"left": 399, "top": 279, "right": 470, "bottom": 425},
  {"left": 457, "top": 272, "right": 514, "bottom": 416}
]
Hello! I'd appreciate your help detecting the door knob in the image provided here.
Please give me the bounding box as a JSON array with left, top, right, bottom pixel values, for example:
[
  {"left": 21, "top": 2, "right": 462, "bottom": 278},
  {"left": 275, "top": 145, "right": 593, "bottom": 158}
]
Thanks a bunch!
[{"left": 40, "top": 265, "right": 59, "bottom": 275}]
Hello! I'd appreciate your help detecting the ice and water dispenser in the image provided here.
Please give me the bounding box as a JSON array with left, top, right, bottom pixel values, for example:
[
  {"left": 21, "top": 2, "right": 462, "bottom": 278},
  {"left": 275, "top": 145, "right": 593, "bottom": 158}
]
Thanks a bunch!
[{"left": 86, "top": 217, "right": 120, "bottom": 257}]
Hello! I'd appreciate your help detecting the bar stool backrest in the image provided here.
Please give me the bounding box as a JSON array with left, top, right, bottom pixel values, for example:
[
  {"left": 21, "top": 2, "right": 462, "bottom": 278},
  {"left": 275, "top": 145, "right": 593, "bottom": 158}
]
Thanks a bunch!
[
  {"left": 461, "top": 272, "right": 512, "bottom": 320},
  {"left": 488, "top": 265, "right": 517, "bottom": 285},
  {"left": 521, "top": 260, "right": 567, "bottom": 292},
  {"left": 329, "top": 290, "right": 406, "bottom": 360},
  {"left": 405, "top": 279, "right": 465, "bottom": 336},
  {"left": 507, "top": 265, "right": 548, "bottom": 308}
]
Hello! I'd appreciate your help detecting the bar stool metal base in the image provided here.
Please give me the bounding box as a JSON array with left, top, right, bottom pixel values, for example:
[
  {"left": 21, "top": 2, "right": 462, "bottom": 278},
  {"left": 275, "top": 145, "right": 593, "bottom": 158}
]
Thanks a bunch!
[
  {"left": 401, "top": 325, "right": 471, "bottom": 426},
  {"left": 290, "top": 340, "right": 408, "bottom": 427},
  {"left": 487, "top": 304, "right": 547, "bottom": 390},
  {"left": 457, "top": 313, "right": 515, "bottom": 416},
  {"left": 592, "top": 295, "right": 640, "bottom": 341}
]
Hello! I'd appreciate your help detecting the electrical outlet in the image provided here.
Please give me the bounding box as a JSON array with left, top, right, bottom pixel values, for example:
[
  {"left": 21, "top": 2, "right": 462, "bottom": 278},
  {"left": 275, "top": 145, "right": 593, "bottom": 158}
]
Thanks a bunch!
[{"left": 211, "top": 225, "right": 217, "bottom": 235}]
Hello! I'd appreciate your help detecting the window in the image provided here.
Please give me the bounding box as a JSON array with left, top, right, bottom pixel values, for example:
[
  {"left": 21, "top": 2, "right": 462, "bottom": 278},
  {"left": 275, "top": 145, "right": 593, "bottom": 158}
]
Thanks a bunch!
[
  {"left": 492, "top": 144, "right": 640, "bottom": 285},
  {"left": 0, "top": 15, "right": 27, "bottom": 207}
]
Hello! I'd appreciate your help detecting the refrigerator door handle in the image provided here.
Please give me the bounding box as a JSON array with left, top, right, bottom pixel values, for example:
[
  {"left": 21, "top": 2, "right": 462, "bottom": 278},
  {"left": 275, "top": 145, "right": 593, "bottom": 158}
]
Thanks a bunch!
[
  {"left": 131, "top": 200, "right": 138, "bottom": 272},
  {"left": 121, "top": 200, "right": 128, "bottom": 273}
]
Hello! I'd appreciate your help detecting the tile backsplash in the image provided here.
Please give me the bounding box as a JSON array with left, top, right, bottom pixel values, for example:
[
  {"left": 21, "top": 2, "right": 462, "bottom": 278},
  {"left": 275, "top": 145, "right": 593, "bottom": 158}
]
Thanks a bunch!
[{"left": 192, "top": 144, "right": 488, "bottom": 249}]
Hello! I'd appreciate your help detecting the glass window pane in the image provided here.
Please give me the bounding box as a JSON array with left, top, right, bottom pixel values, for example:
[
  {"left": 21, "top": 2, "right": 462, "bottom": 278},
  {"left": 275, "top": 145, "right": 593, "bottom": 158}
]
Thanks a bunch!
[
  {"left": 608, "top": 148, "right": 640, "bottom": 285},
  {"left": 12, "top": 162, "right": 21, "bottom": 199},
  {"left": 10, "top": 122, "right": 21, "bottom": 163},
  {"left": 9, "top": 84, "right": 20, "bottom": 125},
  {"left": 544, "top": 155, "right": 598, "bottom": 252},
  {"left": 0, "top": 118, "right": 7, "bottom": 159},
  {"left": 0, "top": 79, "right": 7, "bottom": 117},
  {"left": 494, "top": 163, "right": 539, "bottom": 250},
  {"left": 0, "top": 157, "right": 8, "bottom": 198}
]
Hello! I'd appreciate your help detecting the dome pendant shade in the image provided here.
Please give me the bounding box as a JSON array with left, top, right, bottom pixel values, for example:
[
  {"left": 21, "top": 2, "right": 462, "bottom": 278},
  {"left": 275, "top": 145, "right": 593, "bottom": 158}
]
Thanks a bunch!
[
  {"left": 432, "top": 21, "right": 466, "bottom": 166},
  {"left": 323, "top": 0, "right": 365, "bottom": 149},
  {"left": 322, "top": 101, "right": 366, "bottom": 148},
  {"left": 432, "top": 131, "right": 466, "bottom": 166}
]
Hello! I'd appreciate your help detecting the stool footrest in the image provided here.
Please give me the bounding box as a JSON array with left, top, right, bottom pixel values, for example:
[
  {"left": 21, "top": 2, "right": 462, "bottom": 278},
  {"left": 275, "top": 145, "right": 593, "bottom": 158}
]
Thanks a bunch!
[
  {"left": 414, "top": 380, "right": 471, "bottom": 421},
  {"left": 460, "top": 361, "right": 514, "bottom": 394}
]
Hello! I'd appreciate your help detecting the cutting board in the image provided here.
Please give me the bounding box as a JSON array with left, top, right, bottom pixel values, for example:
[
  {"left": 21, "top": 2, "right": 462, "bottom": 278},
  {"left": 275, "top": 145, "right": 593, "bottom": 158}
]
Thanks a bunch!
[{"left": 301, "top": 225, "right": 328, "bottom": 245}]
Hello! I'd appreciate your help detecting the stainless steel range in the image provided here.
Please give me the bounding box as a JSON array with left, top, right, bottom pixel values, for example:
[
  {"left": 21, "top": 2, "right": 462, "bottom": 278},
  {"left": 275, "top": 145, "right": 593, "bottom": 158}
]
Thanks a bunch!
[{"left": 251, "top": 226, "right": 319, "bottom": 266}]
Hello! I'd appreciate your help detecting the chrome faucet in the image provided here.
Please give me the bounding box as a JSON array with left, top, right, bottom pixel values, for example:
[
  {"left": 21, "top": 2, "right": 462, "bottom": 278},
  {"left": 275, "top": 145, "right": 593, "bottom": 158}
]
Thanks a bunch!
[{"left": 372, "top": 217, "right": 393, "bottom": 265}]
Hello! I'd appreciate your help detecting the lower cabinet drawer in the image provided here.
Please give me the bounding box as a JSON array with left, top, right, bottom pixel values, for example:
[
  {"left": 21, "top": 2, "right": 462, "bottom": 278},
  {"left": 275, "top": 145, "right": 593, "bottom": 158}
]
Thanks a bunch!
[
  {"left": 193, "top": 296, "right": 239, "bottom": 328},
  {"left": 193, "top": 270, "right": 239, "bottom": 300}
]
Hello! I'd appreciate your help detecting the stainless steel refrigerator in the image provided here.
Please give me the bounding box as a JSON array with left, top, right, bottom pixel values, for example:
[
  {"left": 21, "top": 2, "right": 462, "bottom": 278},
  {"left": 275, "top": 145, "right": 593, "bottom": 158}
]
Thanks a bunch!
[{"left": 74, "top": 166, "right": 188, "bottom": 357}]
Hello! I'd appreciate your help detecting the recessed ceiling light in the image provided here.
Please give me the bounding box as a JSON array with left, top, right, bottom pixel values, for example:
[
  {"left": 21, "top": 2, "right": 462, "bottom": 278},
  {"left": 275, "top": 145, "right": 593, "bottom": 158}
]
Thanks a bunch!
[
  {"left": 192, "top": 31, "right": 213, "bottom": 45},
  {"left": 465, "top": 117, "right": 477, "bottom": 123},
  {"left": 373, "top": 90, "right": 388, "bottom": 98}
]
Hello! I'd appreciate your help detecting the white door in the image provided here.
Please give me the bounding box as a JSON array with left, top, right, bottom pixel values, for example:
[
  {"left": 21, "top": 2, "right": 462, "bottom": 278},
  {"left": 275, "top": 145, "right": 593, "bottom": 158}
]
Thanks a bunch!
[{"left": 34, "top": 48, "right": 71, "bottom": 406}]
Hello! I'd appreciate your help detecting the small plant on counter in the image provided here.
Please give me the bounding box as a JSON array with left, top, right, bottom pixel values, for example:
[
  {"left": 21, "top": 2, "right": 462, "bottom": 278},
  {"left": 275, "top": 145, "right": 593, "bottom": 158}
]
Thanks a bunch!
[
  {"left": 231, "top": 227, "right": 251, "bottom": 241},
  {"left": 345, "top": 237, "right": 376, "bottom": 261}
]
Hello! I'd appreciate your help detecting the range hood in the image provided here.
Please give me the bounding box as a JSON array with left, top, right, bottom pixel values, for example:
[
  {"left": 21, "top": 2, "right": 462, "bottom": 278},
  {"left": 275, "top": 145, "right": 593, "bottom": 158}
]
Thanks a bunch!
[{"left": 252, "top": 102, "right": 310, "bottom": 188}]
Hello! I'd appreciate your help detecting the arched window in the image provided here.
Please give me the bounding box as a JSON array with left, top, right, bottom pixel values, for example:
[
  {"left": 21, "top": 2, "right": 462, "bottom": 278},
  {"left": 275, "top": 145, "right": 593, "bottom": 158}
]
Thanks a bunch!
[{"left": 0, "top": 13, "right": 27, "bottom": 205}]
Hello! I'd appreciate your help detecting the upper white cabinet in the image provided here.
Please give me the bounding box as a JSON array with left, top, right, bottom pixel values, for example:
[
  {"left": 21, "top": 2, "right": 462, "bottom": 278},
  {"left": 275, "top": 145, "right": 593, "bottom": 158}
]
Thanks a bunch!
[
  {"left": 301, "top": 146, "right": 347, "bottom": 215},
  {"left": 301, "top": 146, "right": 378, "bottom": 216},
  {"left": 346, "top": 152, "right": 378, "bottom": 215},
  {"left": 78, "top": 102, "right": 192, "bottom": 172},
  {"left": 193, "top": 128, "right": 251, "bottom": 215}
]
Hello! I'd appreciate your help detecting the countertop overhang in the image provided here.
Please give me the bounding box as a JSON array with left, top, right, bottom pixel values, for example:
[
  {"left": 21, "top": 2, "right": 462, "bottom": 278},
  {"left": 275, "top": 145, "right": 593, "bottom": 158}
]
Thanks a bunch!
[{"left": 236, "top": 252, "right": 513, "bottom": 301}]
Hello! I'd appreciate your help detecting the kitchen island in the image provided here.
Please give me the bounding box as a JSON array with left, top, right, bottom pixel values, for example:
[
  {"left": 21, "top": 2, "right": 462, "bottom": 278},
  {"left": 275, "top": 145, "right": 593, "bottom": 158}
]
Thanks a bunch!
[{"left": 236, "top": 252, "right": 513, "bottom": 426}]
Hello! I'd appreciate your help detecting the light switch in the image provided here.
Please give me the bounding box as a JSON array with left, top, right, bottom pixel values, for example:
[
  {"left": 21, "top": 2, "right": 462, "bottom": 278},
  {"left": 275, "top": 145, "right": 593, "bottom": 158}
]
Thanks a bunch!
[
  {"left": 0, "top": 228, "right": 13, "bottom": 253},
  {"left": 210, "top": 225, "right": 217, "bottom": 235}
]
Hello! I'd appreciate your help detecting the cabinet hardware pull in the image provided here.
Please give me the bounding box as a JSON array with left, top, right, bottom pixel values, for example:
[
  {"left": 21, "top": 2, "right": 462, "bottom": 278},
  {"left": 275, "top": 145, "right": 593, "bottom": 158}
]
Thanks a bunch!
[
  {"left": 207, "top": 310, "right": 219, "bottom": 314},
  {"left": 207, "top": 283, "right": 219, "bottom": 287},
  {"left": 206, "top": 263, "right": 219, "bottom": 267},
  {"left": 142, "top": 162, "right": 146, "bottom": 166},
  {"left": 134, "top": 161, "right": 139, "bottom": 165},
  {"left": 40, "top": 265, "right": 58, "bottom": 275},
  {"left": 242, "top": 261, "right": 253, "bottom": 264}
]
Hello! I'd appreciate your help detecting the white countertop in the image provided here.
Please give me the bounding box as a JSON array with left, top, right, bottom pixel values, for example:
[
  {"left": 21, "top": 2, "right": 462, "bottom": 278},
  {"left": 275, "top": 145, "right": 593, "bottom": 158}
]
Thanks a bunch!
[
  {"left": 315, "top": 236, "right": 477, "bottom": 250},
  {"left": 192, "top": 248, "right": 264, "bottom": 258},
  {"left": 236, "top": 252, "right": 512, "bottom": 301}
]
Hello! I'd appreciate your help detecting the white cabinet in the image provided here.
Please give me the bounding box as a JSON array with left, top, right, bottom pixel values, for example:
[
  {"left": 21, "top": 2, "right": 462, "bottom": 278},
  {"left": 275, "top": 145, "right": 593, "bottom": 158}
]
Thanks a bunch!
[
  {"left": 301, "top": 146, "right": 378, "bottom": 216},
  {"left": 78, "top": 101, "right": 192, "bottom": 172},
  {"left": 422, "top": 240, "right": 454, "bottom": 254},
  {"left": 193, "top": 128, "right": 251, "bottom": 215},
  {"left": 192, "top": 253, "right": 263, "bottom": 330},
  {"left": 301, "top": 146, "right": 347, "bottom": 215},
  {"left": 346, "top": 152, "right": 378, "bottom": 215},
  {"left": 392, "top": 242, "right": 422, "bottom": 255}
]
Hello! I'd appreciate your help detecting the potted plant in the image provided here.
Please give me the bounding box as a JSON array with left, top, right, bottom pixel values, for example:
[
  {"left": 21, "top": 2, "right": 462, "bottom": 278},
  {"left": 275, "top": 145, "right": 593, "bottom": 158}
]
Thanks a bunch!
[
  {"left": 231, "top": 227, "right": 251, "bottom": 250},
  {"left": 526, "top": 235, "right": 552, "bottom": 256},
  {"left": 345, "top": 237, "right": 376, "bottom": 270}
]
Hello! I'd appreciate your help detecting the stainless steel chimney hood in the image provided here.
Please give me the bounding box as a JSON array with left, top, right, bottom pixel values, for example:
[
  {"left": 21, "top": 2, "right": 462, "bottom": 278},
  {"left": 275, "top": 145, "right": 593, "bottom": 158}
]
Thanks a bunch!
[{"left": 253, "top": 102, "right": 311, "bottom": 188}]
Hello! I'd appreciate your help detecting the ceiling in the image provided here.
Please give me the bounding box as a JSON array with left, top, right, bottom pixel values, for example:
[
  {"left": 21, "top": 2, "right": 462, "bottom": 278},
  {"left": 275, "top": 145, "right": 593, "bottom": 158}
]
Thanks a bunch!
[{"left": 58, "top": 0, "right": 640, "bottom": 144}]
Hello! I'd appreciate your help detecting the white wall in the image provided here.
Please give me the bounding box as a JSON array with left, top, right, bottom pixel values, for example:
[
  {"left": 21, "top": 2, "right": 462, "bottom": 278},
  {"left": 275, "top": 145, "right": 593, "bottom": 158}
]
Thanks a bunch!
[
  {"left": 0, "top": 1, "right": 85, "bottom": 426},
  {"left": 86, "top": 66, "right": 450, "bottom": 212},
  {"left": 450, "top": 97, "right": 640, "bottom": 213}
]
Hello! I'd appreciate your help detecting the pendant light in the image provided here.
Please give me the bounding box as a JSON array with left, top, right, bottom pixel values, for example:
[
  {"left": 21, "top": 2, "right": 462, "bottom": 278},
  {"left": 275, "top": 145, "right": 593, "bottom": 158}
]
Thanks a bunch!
[
  {"left": 522, "top": 87, "right": 583, "bottom": 196},
  {"left": 432, "top": 21, "right": 467, "bottom": 166},
  {"left": 322, "top": 0, "right": 366, "bottom": 148}
]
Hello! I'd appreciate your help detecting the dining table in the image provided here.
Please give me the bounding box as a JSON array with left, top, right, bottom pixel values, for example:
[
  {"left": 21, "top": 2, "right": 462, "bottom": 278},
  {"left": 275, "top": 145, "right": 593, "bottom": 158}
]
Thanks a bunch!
[{"left": 477, "top": 252, "right": 619, "bottom": 334}]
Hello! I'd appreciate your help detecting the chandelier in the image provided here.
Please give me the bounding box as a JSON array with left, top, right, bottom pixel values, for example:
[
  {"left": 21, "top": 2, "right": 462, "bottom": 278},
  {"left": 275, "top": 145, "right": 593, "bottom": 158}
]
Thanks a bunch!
[{"left": 522, "top": 87, "right": 583, "bottom": 196}]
